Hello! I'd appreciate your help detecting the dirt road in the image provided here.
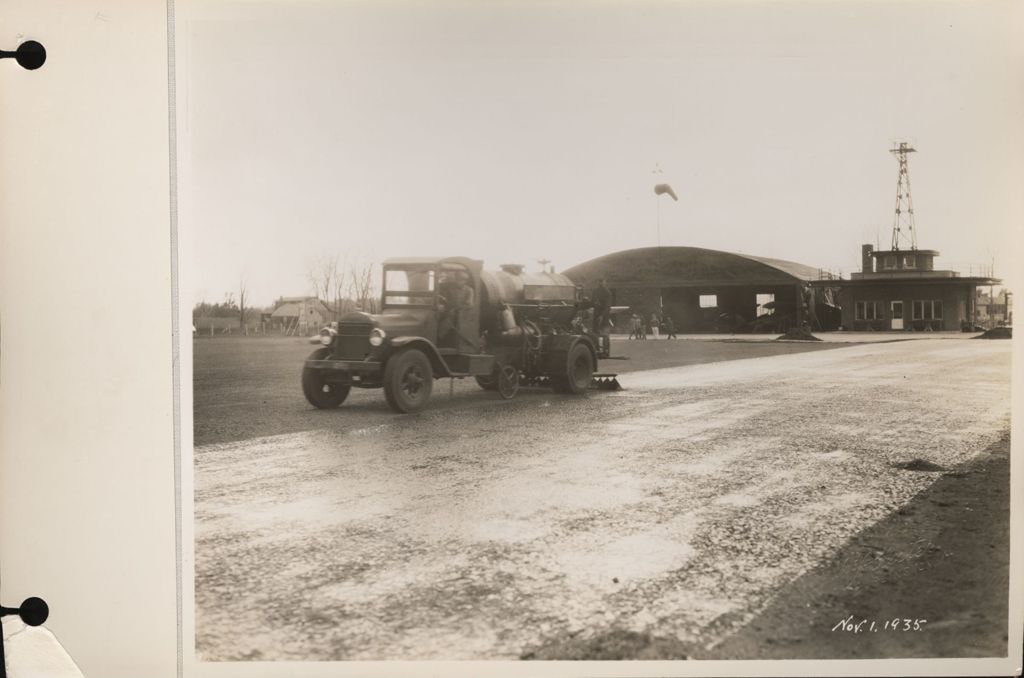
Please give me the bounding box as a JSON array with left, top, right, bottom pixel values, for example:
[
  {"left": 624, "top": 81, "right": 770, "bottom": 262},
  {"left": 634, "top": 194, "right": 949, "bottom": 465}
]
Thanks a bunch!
[{"left": 192, "top": 338, "right": 1010, "bottom": 660}]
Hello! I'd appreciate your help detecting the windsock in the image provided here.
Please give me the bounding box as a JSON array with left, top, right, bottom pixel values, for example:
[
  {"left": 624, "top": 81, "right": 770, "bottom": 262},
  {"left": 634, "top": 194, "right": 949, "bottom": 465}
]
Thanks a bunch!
[{"left": 654, "top": 183, "right": 678, "bottom": 201}]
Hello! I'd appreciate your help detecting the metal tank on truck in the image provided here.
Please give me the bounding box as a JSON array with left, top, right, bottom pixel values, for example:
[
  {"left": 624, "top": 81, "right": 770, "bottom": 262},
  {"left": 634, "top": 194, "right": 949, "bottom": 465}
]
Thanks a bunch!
[{"left": 301, "top": 256, "right": 620, "bottom": 414}]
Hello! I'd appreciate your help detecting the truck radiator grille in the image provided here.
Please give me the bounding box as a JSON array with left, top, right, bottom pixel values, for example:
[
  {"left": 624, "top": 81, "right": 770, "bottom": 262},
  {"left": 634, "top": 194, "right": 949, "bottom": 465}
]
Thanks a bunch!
[{"left": 333, "top": 323, "right": 373, "bottom": 360}]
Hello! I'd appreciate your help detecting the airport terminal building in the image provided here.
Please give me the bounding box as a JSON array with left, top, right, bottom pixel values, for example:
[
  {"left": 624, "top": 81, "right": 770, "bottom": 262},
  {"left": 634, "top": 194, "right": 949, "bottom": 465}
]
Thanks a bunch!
[{"left": 814, "top": 244, "right": 1001, "bottom": 332}]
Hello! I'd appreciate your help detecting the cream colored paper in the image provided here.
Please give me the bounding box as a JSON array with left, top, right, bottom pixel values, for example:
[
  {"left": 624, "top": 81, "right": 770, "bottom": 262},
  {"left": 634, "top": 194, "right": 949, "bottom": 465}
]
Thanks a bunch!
[{"left": 1, "top": 2, "right": 1021, "bottom": 677}]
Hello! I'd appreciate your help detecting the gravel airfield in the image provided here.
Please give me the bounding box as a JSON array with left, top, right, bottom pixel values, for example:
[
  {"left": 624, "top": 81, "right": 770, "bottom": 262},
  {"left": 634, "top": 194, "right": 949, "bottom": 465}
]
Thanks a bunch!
[{"left": 192, "top": 336, "right": 1010, "bottom": 660}]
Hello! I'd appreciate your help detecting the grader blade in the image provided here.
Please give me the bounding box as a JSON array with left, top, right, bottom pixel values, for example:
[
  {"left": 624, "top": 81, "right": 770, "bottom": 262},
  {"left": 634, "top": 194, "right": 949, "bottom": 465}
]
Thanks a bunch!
[{"left": 590, "top": 373, "right": 622, "bottom": 391}]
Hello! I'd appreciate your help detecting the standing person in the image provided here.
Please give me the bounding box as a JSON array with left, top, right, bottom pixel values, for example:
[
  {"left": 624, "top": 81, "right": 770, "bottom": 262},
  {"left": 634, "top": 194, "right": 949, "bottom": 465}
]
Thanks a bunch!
[
  {"left": 664, "top": 314, "right": 677, "bottom": 339},
  {"left": 650, "top": 312, "right": 661, "bottom": 339},
  {"left": 630, "top": 313, "right": 641, "bottom": 340},
  {"left": 598, "top": 312, "right": 613, "bottom": 356},
  {"left": 591, "top": 278, "right": 612, "bottom": 336}
]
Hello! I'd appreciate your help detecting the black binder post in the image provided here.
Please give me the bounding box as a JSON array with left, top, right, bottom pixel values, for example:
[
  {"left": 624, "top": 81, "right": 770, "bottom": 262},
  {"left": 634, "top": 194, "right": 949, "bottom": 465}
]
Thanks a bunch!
[
  {"left": 0, "top": 597, "right": 49, "bottom": 678},
  {"left": 0, "top": 40, "right": 47, "bottom": 70}
]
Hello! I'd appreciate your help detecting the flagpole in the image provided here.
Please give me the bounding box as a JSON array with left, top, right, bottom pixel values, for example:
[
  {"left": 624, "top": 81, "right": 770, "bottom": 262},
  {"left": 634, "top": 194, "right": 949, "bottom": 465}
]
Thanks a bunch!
[
  {"left": 656, "top": 193, "right": 662, "bottom": 309},
  {"left": 656, "top": 195, "right": 661, "bottom": 248},
  {"left": 653, "top": 169, "right": 677, "bottom": 313}
]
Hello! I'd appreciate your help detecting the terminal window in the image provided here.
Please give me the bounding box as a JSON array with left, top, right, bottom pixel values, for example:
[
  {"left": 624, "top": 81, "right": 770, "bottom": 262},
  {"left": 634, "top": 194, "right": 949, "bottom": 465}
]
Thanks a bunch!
[
  {"left": 912, "top": 300, "right": 943, "bottom": 320},
  {"left": 855, "top": 301, "right": 881, "bottom": 320},
  {"left": 699, "top": 294, "right": 718, "bottom": 308}
]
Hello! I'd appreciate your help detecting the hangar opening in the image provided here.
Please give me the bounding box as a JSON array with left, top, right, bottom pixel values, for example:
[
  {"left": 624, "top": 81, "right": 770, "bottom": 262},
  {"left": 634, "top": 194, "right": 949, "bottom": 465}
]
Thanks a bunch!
[{"left": 562, "top": 247, "right": 840, "bottom": 333}]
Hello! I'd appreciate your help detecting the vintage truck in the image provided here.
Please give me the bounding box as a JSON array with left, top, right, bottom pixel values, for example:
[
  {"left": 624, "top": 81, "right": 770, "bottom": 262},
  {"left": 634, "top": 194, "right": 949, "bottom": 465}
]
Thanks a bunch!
[{"left": 301, "top": 256, "right": 617, "bottom": 413}]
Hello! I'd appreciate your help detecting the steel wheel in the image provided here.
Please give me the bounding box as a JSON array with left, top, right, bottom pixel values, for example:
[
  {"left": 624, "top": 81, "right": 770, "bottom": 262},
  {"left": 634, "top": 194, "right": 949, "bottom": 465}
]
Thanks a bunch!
[
  {"left": 475, "top": 374, "right": 498, "bottom": 391},
  {"left": 497, "top": 364, "right": 519, "bottom": 399}
]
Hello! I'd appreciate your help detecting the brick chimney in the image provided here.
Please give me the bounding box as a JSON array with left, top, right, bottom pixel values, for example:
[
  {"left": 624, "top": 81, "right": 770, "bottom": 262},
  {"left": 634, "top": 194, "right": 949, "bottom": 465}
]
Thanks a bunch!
[{"left": 861, "top": 244, "right": 874, "bottom": 273}]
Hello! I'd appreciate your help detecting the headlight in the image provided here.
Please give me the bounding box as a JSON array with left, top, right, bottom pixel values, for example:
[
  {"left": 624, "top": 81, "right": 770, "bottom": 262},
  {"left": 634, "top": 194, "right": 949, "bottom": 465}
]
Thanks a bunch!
[
  {"left": 317, "top": 327, "right": 336, "bottom": 346},
  {"left": 369, "top": 328, "right": 386, "bottom": 347}
]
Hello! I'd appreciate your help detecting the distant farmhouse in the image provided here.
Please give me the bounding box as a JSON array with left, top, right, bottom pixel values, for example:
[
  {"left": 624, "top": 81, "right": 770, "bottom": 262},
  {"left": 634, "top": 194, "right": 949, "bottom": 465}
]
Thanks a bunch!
[{"left": 270, "top": 296, "right": 332, "bottom": 333}]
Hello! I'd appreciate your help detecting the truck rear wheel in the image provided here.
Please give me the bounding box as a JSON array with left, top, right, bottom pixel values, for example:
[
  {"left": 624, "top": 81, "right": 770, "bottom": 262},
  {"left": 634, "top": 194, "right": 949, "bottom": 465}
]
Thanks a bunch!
[
  {"left": 302, "top": 348, "right": 351, "bottom": 409},
  {"left": 475, "top": 374, "right": 498, "bottom": 391},
  {"left": 383, "top": 348, "right": 434, "bottom": 413},
  {"left": 551, "top": 343, "right": 594, "bottom": 395}
]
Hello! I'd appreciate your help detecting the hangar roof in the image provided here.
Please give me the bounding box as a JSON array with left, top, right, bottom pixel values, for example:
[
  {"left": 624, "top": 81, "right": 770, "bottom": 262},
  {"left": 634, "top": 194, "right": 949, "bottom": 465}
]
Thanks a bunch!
[{"left": 562, "top": 247, "right": 826, "bottom": 288}]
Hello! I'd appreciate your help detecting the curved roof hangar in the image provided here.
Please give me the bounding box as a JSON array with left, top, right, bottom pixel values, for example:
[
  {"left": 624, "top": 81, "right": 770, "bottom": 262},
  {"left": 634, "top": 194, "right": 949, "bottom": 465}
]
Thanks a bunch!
[{"left": 561, "top": 247, "right": 824, "bottom": 288}]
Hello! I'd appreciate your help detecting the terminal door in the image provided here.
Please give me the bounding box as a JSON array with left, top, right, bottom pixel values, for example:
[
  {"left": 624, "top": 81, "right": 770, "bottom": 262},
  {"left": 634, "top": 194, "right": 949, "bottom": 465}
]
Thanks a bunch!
[{"left": 891, "top": 300, "right": 904, "bottom": 330}]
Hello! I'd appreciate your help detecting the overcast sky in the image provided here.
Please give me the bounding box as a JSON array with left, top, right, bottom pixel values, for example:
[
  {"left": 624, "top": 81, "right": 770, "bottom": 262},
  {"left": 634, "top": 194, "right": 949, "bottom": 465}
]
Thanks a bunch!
[{"left": 179, "top": 0, "right": 1023, "bottom": 307}]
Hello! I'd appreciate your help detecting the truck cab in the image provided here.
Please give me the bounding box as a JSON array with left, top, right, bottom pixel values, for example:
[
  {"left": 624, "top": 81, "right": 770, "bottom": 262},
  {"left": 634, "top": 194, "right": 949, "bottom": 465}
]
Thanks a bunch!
[{"left": 381, "top": 258, "right": 483, "bottom": 352}]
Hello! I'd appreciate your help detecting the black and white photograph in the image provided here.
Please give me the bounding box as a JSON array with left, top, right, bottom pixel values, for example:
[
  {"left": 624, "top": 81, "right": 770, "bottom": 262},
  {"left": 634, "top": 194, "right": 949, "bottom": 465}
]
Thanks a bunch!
[
  {"left": 1, "top": 1, "right": 1021, "bottom": 677},
  {"left": 176, "top": 1, "right": 1020, "bottom": 671}
]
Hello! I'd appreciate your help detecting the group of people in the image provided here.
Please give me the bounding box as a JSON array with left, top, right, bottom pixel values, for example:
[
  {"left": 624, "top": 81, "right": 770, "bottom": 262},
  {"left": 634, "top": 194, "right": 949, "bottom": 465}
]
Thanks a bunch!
[
  {"left": 591, "top": 279, "right": 680, "bottom": 341},
  {"left": 628, "top": 312, "right": 676, "bottom": 339}
]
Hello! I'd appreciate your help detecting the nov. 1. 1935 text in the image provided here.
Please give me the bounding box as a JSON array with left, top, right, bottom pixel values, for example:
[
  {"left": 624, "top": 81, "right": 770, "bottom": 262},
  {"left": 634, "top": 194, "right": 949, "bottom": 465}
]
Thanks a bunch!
[{"left": 832, "top": 616, "right": 928, "bottom": 633}]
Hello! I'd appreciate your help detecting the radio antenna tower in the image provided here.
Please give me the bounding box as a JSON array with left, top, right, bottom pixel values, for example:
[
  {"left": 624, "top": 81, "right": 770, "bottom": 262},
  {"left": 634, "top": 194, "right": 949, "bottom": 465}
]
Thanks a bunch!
[{"left": 890, "top": 142, "right": 918, "bottom": 250}]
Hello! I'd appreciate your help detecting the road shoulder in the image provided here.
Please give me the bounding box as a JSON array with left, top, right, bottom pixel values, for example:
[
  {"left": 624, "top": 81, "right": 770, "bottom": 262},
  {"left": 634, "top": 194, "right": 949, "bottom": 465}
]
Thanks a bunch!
[{"left": 705, "top": 432, "right": 1011, "bottom": 659}]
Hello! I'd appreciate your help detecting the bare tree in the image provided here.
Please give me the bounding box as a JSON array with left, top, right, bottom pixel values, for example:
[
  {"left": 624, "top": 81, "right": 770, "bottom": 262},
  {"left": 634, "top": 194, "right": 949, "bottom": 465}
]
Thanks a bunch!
[
  {"left": 331, "top": 263, "right": 348, "bottom": 317},
  {"left": 238, "top": 279, "right": 248, "bottom": 330},
  {"left": 348, "top": 257, "right": 378, "bottom": 313},
  {"left": 306, "top": 252, "right": 379, "bottom": 318},
  {"left": 308, "top": 255, "right": 345, "bottom": 321}
]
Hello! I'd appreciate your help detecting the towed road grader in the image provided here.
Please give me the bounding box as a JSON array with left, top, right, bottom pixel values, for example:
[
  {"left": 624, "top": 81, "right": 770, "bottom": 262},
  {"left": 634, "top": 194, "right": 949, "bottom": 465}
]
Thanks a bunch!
[{"left": 302, "top": 256, "right": 620, "bottom": 413}]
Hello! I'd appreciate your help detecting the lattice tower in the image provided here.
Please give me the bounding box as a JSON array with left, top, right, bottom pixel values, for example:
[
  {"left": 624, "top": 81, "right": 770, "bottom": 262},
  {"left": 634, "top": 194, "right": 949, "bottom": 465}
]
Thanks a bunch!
[{"left": 890, "top": 142, "right": 918, "bottom": 250}]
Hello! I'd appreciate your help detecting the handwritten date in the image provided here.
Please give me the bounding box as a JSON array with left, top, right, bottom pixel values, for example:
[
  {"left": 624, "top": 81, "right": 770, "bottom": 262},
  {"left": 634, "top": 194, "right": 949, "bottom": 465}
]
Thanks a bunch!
[{"left": 832, "top": 616, "right": 927, "bottom": 633}]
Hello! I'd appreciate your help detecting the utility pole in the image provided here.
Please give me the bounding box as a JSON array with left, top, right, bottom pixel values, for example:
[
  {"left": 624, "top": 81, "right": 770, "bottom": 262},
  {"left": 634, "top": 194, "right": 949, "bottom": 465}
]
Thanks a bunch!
[
  {"left": 990, "top": 255, "right": 995, "bottom": 329},
  {"left": 890, "top": 142, "right": 918, "bottom": 250},
  {"left": 653, "top": 163, "right": 664, "bottom": 249}
]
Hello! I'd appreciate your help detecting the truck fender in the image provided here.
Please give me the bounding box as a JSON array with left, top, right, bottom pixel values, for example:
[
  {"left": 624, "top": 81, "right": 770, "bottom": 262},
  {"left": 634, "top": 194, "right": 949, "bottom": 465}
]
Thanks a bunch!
[
  {"left": 577, "top": 336, "right": 599, "bottom": 365},
  {"left": 387, "top": 337, "right": 451, "bottom": 378},
  {"left": 543, "top": 335, "right": 598, "bottom": 373}
]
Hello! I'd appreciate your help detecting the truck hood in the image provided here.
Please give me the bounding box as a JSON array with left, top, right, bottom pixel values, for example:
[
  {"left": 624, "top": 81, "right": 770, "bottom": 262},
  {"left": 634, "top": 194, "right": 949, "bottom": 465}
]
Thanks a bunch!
[{"left": 340, "top": 309, "right": 428, "bottom": 337}]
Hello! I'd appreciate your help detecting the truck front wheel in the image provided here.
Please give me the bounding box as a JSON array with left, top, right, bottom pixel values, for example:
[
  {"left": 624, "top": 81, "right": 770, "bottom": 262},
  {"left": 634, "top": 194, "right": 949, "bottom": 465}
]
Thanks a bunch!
[
  {"left": 551, "top": 343, "right": 594, "bottom": 395},
  {"left": 383, "top": 348, "right": 434, "bottom": 413},
  {"left": 302, "top": 348, "right": 351, "bottom": 409}
]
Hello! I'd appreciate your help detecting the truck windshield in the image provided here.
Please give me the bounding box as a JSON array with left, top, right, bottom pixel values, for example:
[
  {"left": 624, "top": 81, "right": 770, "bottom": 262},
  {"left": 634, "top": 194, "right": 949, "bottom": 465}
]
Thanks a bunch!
[{"left": 383, "top": 268, "right": 435, "bottom": 307}]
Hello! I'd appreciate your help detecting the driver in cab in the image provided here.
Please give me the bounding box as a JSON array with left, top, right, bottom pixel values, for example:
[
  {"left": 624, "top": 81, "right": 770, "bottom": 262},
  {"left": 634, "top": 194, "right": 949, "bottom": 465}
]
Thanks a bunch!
[{"left": 437, "top": 271, "right": 474, "bottom": 348}]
